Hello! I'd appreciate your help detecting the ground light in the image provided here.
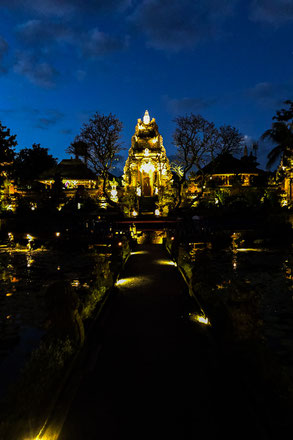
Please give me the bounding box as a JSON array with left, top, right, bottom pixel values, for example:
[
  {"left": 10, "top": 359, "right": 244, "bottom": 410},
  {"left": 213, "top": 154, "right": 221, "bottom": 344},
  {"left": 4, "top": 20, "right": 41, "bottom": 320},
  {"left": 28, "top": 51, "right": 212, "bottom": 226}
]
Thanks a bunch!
[
  {"left": 155, "top": 259, "right": 177, "bottom": 266},
  {"left": 115, "top": 276, "right": 152, "bottom": 287},
  {"left": 189, "top": 313, "right": 211, "bottom": 326}
]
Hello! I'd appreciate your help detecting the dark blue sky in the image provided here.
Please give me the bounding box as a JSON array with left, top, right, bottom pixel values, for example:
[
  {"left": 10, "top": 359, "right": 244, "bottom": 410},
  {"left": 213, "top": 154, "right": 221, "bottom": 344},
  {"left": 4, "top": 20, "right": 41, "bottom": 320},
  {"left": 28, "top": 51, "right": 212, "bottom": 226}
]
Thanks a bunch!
[{"left": 0, "top": 0, "right": 293, "bottom": 169}]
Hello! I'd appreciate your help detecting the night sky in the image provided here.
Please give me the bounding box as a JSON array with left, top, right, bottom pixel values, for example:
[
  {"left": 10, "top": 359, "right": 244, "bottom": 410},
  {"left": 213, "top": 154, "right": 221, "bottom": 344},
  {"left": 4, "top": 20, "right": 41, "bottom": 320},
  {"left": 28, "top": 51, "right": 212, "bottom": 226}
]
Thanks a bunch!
[{"left": 0, "top": 0, "right": 293, "bottom": 169}]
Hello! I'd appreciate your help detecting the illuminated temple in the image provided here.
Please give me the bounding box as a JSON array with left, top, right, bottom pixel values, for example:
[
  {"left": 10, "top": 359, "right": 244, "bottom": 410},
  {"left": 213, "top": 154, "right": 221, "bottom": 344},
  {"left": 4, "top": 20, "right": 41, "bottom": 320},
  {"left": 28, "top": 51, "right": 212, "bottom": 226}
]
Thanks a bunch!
[{"left": 123, "top": 110, "right": 173, "bottom": 214}]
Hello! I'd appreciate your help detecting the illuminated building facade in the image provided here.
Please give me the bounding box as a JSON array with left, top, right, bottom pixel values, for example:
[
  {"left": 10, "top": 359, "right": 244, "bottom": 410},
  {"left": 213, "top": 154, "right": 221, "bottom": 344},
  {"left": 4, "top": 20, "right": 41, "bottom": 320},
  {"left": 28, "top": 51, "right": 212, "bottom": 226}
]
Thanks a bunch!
[
  {"left": 39, "top": 158, "right": 99, "bottom": 190},
  {"left": 123, "top": 110, "right": 173, "bottom": 214}
]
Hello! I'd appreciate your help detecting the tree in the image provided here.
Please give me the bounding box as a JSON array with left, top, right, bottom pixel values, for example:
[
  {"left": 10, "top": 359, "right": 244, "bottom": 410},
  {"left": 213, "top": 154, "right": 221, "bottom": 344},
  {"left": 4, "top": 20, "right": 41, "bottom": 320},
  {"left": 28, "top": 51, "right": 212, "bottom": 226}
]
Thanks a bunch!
[
  {"left": 75, "top": 112, "right": 123, "bottom": 204},
  {"left": 13, "top": 143, "right": 57, "bottom": 188},
  {"left": 218, "top": 125, "right": 244, "bottom": 156},
  {"left": 66, "top": 139, "right": 89, "bottom": 164},
  {"left": 0, "top": 121, "right": 17, "bottom": 182},
  {"left": 262, "top": 100, "right": 293, "bottom": 169},
  {"left": 172, "top": 114, "right": 220, "bottom": 207}
]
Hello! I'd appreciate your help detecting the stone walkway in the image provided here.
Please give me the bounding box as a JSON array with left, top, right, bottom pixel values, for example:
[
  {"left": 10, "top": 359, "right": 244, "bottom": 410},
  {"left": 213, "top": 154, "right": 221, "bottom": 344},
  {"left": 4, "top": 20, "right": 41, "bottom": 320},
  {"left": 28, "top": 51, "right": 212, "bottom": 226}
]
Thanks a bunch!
[{"left": 58, "top": 244, "right": 266, "bottom": 440}]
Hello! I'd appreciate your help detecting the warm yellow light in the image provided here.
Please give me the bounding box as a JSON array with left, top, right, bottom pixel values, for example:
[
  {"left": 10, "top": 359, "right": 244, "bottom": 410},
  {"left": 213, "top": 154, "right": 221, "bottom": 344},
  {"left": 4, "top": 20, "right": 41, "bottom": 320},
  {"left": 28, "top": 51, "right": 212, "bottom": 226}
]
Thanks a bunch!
[
  {"left": 189, "top": 313, "right": 210, "bottom": 326},
  {"left": 155, "top": 209, "right": 160, "bottom": 216},
  {"left": 155, "top": 259, "right": 176, "bottom": 266},
  {"left": 143, "top": 109, "right": 150, "bottom": 124},
  {"left": 132, "top": 210, "right": 138, "bottom": 217},
  {"left": 26, "top": 234, "right": 34, "bottom": 241},
  {"left": 71, "top": 280, "right": 80, "bottom": 287},
  {"left": 140, "top": 162, "right": 155, "bottom": 174},
  {"left": 56, "top": 232, "right": 61, "bottom": 237},
  {"left": 130, "top": 251, "right": 149, "bottom": 255},
  {"left": 237, "top": 248, "right": 263, "bottom": 252},
  {"left": 115, "top": 276, "right": 152, "bottom": 287},
  {"left": 6, "top": 293, "right": 13, "bottom": 296}
]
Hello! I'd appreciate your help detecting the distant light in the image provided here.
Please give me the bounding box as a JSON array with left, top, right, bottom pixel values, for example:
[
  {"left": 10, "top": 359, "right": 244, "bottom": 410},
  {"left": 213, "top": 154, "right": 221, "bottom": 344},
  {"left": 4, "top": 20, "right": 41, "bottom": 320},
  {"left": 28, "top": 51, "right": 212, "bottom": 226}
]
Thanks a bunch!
[
  {"left": 6, "top": 293, "right": 13, "bottom": 297},
  {"left": 132, "top": 210, "right": 138, "bottom": 217},
  {"left": 118, "top": 242, "right": 122, "bottom": 247},
  {"left": 171, "top": 236, "right": 175, "bottom": 241},
  {"left": 71, "top": 280, "right": 80, "bottom": 287},
  {"left": 56, "top": 232, "right": 61, "bottom": 237},
  {"left": 57, "top": 266, "right": 61, "bottom": 271}
]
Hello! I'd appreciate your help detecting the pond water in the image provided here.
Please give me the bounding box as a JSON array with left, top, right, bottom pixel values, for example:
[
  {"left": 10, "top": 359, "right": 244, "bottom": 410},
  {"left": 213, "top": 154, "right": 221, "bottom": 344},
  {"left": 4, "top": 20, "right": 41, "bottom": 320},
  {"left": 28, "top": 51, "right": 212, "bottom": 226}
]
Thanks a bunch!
[
  {"left": 190, "top": 231, "right": 293, "bottom": 380},
  {"left": 232, "top": 245, "right": 293, "bottom": 370},
  {"left": 0, "top": 246, "right": 97, "bottom": 398}
]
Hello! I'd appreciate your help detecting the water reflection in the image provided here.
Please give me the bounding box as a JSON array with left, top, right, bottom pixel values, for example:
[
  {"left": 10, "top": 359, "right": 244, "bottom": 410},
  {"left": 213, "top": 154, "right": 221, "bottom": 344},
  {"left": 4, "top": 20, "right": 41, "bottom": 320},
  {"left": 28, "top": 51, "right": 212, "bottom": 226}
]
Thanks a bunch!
[{"left": 0, "top": 246, "right": 99, "bottom": 399}]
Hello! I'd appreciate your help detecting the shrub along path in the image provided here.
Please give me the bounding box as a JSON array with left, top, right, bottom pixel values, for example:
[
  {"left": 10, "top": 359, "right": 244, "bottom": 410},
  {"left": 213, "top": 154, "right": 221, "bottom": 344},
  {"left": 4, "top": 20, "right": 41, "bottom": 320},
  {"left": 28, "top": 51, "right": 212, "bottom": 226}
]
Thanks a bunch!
[{"left": 58, "top": 244, "right": 267, "bottom": 440}]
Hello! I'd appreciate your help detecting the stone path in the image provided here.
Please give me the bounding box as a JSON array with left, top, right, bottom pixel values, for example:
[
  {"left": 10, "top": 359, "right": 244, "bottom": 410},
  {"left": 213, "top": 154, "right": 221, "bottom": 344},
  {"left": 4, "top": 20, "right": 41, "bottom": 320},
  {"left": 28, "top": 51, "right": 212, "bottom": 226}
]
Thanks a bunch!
[{"left": 58, "top": 244, "right": 266, "bottom": 440}]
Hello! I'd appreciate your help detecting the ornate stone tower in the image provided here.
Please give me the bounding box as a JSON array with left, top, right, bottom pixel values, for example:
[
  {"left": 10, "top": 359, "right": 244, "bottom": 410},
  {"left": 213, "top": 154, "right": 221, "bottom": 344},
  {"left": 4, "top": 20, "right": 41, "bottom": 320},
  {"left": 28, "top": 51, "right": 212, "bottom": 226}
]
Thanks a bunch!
[{"left": 123, "top": 110, "right": 173, "bottom": 214}]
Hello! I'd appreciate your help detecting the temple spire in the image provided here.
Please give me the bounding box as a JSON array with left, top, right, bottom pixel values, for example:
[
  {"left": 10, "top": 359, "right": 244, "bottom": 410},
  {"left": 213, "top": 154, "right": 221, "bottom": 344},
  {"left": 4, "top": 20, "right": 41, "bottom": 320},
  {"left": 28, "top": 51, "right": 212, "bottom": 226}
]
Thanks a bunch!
[{"left": 143, "top": 110, "right": 150, "bottom": 124}]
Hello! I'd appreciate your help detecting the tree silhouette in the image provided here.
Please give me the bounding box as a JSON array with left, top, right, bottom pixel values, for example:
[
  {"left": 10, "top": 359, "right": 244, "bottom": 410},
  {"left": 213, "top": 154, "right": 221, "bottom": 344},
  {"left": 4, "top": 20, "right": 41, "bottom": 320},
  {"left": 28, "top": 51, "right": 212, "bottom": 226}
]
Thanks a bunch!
[
  {"left": 262, "top": 100, "right": 293, "bottom": 169},
  {"left": 172, "top": 114, "right": 219, "bottom": 207},
  {"left": 0, "top": 121, "right": 17, "bottom": 183},
  {"left": 75, "top": 112, "right": 123, "bottom": 205},
  {"left": 13, "top": 143, "right": 57, "bottom": 188}
]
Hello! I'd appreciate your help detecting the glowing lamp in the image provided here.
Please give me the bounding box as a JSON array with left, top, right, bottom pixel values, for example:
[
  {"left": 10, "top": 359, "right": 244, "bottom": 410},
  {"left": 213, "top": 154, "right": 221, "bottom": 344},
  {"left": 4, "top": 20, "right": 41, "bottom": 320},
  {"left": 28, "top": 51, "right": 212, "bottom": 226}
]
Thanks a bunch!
[{"left": 155, "top": 209, "right": 160, "bottom": 216}]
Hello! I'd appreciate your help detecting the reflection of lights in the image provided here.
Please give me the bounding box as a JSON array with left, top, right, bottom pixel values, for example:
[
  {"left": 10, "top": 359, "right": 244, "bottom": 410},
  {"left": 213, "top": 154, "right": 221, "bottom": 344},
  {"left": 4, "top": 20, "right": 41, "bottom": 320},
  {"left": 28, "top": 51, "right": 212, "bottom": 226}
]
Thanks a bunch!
[
  {"left": 27, "top": 257, "right": 34, "bottom": 268},
  {"left": 237, "top": 248, "right": 263, "bottom": 252},
  {"left": 189, "top": 313, "right": 210, "bottom": 326}
]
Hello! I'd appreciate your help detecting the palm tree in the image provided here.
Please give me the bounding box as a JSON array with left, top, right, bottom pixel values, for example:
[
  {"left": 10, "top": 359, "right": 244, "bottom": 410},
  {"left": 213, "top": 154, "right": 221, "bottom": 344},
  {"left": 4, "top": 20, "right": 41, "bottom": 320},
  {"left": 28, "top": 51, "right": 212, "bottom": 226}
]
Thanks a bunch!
[{"left": 262, "top": 100, "right": 293, "bottom": 169}]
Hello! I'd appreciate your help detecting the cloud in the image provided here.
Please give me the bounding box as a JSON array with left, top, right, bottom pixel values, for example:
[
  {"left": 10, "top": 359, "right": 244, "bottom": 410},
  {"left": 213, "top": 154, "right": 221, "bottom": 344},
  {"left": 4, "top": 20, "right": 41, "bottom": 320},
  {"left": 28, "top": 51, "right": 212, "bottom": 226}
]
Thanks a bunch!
[
  {"left": 16, "top": 20, "right": 128, "bottom": 60},
  {"left": 0, "top": 36, "right": 9, "bottom": 73},
  {"left": 35, "top": 109, "right": 64, "bottom": 129},
  {"left": 60, "top": 128, "right": 73, "bottom": 134},
  {"left": 129, "top": 0, "right": 238, "bottom": 51},
  {"left": 249, "top": 0, "right": 293, "bottom": 25},
  {"left": 13, "top": 51, "right": 59, "bottom": 88},
  {"left": 164, "top": 95, "right": 217, "bottom": 115},
  {"left": 16, "top": 19, "right": 74, "bottom": 46},
  {"left": 2, "top": 0, "right": 132, "bottom": 17},
  {"left": 247, "top": 81, "right": 293, "bottom": 108},
  {"left": 81, "top": 28, "right": 129, "bottom": 57}
]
